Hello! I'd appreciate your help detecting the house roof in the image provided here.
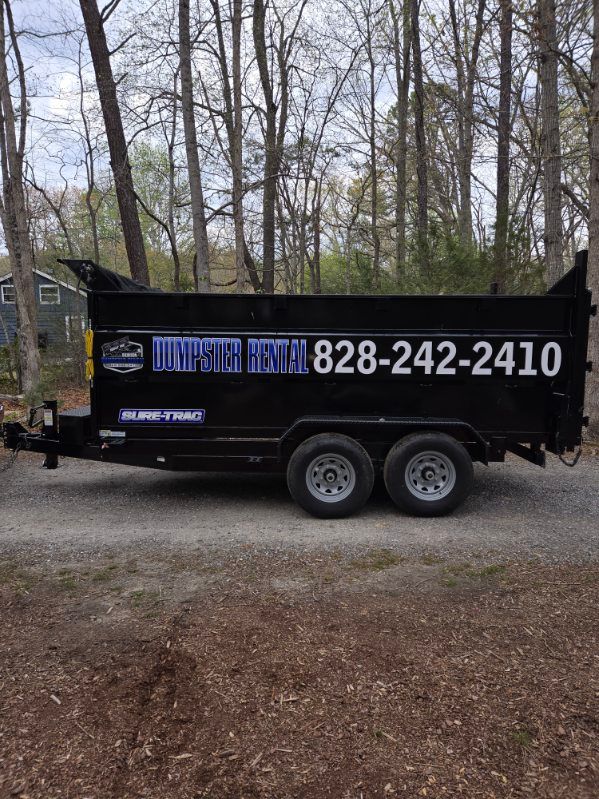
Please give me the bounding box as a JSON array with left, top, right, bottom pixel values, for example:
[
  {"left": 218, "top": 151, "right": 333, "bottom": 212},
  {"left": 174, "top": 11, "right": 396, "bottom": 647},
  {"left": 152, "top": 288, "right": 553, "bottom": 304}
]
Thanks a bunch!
[{"left": 0, "top": 268, "right": 87, "bottom": 297}]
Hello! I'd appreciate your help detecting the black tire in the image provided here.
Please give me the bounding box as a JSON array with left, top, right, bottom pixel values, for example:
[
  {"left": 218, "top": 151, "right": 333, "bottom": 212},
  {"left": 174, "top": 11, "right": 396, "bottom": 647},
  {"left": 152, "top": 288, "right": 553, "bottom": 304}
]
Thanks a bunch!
[
  {"left": 287, "top": 433, "right": 374, "bottom": 519},
  {"left": 384, "top": 432, "right": 473, "bottom": 517}
]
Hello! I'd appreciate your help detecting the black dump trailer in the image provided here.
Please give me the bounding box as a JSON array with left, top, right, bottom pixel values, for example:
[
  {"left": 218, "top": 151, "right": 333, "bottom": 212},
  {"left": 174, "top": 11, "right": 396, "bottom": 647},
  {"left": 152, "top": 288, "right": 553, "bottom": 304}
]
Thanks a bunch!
[{"left": 2, "top": 252, "right": 594, "bottom": 518}]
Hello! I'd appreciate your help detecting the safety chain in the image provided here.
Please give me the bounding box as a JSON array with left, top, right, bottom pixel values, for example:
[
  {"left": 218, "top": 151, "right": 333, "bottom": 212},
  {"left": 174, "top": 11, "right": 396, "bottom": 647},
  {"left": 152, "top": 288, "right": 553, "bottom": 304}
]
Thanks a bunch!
[
  {"left": 558, "top": 446, "right": 582, "bottom": 468},
  {"left": 555, "top": 430, "right": 583, "bottom": 467},
  {"left": 0, "top": 441, "right": 23, "bottom": 473}
]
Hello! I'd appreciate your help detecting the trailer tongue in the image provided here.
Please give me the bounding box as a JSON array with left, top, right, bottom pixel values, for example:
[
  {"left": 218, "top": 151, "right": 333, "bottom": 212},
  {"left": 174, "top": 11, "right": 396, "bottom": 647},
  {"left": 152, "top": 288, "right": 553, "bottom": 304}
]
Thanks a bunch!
[{"left": 2, "top": 252, "right": 593, "bottom": 518}]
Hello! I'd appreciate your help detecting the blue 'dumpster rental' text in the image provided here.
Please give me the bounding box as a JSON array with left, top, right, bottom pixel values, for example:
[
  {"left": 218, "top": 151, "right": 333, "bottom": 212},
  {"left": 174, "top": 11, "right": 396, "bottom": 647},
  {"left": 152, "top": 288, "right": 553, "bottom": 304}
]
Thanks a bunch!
[{"left": 152, "top": 336, "right": 309, "bottom": 375}]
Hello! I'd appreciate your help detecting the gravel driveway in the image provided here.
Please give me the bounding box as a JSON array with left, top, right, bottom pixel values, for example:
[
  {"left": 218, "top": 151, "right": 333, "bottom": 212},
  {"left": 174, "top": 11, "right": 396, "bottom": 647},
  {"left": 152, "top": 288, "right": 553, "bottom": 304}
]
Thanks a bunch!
[{"left": 1, "top": 449, "right": 598, "bottom": 563}]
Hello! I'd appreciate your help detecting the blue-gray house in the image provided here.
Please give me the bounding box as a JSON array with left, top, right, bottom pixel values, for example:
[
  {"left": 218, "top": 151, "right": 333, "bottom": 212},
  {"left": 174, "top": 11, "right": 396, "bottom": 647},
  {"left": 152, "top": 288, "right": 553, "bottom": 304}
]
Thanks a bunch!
[{"left": 0, "top": 269, "right": 88, "bottom": 348}]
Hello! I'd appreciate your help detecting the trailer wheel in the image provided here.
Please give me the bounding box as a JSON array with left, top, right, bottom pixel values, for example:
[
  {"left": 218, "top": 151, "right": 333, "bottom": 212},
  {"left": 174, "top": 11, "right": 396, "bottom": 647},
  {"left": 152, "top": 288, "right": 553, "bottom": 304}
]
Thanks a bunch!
[
  {"left": 287, "top": 433, "right": 374, "bottom": 518},
  {"left": 384, "top": 432, "right": 473, "bottom": 517}
]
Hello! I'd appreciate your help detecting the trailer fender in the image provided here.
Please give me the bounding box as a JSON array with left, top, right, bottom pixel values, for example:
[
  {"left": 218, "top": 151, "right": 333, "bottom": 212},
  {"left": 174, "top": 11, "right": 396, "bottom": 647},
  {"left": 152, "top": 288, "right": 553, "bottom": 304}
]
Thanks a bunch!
[{"left": 278, "top": 416, "right": 489, "bottom": 466}]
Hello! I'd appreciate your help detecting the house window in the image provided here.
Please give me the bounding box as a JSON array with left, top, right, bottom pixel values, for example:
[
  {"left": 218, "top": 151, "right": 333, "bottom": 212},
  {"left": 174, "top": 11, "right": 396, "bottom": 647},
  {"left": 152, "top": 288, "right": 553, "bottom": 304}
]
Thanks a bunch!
[
  {"left": 1, "top": 282, "right": 15, "bottom": 303},
  {"left": 40, "top": 284, "right": 60, "bottom": 304},
  {"left": 65, "top": 315, "right": 87, "bottom": 343}
]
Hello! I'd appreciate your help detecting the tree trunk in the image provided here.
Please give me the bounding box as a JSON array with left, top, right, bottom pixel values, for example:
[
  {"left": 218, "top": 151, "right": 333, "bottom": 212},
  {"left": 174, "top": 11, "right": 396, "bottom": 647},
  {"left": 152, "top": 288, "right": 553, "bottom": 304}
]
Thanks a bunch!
[
  {"left": 449, "top": 0, "right": 486, "bottom": 246},
  {"left": 390, "top": 0, "right": 410, "bottom": 285},
  {"left": 211, "top": 0, "right": 248, "bottom": 291},
  {"left": 253, "top": 0, "right": 277, "bottom": 293},
  {"left": 411, "top": 0, "right": 428, "bottom": 266},
  {"left": 312, "top": 206, "right": 321, "bottom": 295},
  {"left": 86, "top": 194, "right": 101, "bottom": 263},
  {"left": 77, "top": 37, "right": 101, "bottom": 264},
  {"left": 178, "top": 0, "right": 210, "bottom": 292},
  {"left": 79, "top": 0, "right": 150, "bottom": 286},
  {"left": 299, "top": 210, "right": 308, "bottom": 293},
  {"left": 449, "top": 0, "right": 485, "bottom": 246},
  {"left": 493, "top": 0, "right": 512, "bottom": 291},
  {"left": 345, "top": 229, "right": 352, "bottom": 294},
  {"left": 276, "top": 192, "right": 294, "bottom": 292},
  {"left": 366, "top": 26, "right": 380, "bottom": 290},
  {"left": 232, "top": 0, "right": 245, "bottom": 291},
  {"left": 0, "top": 0, "right": 39, "bottom": 394},
  {"left": 168, "top": 72, "right": 181, "bottom": 291},
  {"left": 538, "top": 0, "right": 564, "bottom": 286},
  {"left": 587, "top": 0, "right": 599, "bottom": 439}
]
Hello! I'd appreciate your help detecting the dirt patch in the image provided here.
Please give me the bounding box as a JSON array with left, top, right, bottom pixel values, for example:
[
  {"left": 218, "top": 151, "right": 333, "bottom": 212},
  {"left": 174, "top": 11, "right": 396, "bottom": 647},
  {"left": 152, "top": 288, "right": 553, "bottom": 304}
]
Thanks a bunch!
[{"left": 0, "top": 556, "right": 597, "bottom": 798}]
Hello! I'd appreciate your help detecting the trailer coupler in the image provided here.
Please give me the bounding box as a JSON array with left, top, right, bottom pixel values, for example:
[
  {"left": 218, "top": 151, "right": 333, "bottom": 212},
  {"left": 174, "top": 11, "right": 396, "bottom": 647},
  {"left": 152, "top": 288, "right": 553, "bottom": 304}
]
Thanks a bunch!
[
  {"left": 2, "top": 418, "right": 60, "bottom": 469},
  {"left": 2, "top": 420, "right": 28, "bottom": 452}
]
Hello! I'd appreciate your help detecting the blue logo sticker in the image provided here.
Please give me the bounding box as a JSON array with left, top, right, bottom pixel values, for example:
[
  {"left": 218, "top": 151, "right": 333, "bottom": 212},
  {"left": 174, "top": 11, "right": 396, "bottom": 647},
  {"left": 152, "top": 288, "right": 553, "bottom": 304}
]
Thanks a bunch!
[{"left": 101, "top": 337, "right": 144, "bottom": 374}]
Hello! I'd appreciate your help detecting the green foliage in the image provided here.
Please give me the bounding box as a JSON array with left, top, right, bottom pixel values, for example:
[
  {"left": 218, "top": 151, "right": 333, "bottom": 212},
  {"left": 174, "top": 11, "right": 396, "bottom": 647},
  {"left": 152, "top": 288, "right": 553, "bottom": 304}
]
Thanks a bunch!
[
  {"left": 320, "top": 228, "right": 547, "bottom": 297},
  {"left": 320, "top": 249, "right": 399, "bottom": 294},
  {"left": 403, "top": 232, "right": 495, "bottom": 295},
  {"left": 322, "top": 234, "right": 489, "bottom": 296},
  {"left": 0, "top": 343, "right": 17, "bottom": 392}
]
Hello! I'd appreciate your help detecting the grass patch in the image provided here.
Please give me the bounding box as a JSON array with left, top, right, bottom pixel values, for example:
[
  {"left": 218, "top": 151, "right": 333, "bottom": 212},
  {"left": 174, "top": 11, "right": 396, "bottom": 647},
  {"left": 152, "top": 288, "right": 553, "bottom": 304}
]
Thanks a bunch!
[
  {"left": 130, "top": 588, "right": 160, "bottom": 608},
  {"left": 92, "top": 564, "right": 119, "bottom": 583},
  {"left": 0, "top": 562, "right": 19, "bottom": 584},
  {"left": 511, "top": 729, "right": 533, "bottom": 748},
  {"left": 57, "top": 573, "right": 78, "bottom": 592},
  {"left": 442, "top": 562, "right": 473, "bottom": 577},
  {"left": 0, "top": 562, "right": 36, "bottom": 594},
  {"left": 420, "top": 553, "right": 444, "bottom": 566},
  {"left": 350, "top": 549, "right": 404, "bottom": 572},
  {"left": 475, "top": 564, "right": 506, "bottom": 578}
]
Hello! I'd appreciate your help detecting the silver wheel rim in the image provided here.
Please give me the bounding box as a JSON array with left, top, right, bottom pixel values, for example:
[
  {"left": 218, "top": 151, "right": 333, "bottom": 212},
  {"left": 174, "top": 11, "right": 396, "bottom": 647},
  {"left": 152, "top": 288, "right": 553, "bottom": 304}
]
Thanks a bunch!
[
  {"left": 306, "top": 453, "right": 356, "bottom": 503},
  {"left": 405, "top": 450, "right": 456, "bottom": 501}
]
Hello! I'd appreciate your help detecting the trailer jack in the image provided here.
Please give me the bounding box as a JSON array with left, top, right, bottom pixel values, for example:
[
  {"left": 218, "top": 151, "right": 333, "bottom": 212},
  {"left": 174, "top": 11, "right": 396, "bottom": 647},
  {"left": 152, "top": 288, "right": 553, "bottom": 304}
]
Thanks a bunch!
[{"left": 43, "top": 453, "right": 59, "bottom": 469}]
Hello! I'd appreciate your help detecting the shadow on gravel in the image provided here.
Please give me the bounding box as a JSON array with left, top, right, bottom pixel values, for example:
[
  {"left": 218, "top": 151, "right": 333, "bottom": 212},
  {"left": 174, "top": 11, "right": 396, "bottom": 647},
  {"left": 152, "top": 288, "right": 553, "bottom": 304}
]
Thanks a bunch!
[{"left": 22, "top": 462, "right": 514, "bottom": 515}]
